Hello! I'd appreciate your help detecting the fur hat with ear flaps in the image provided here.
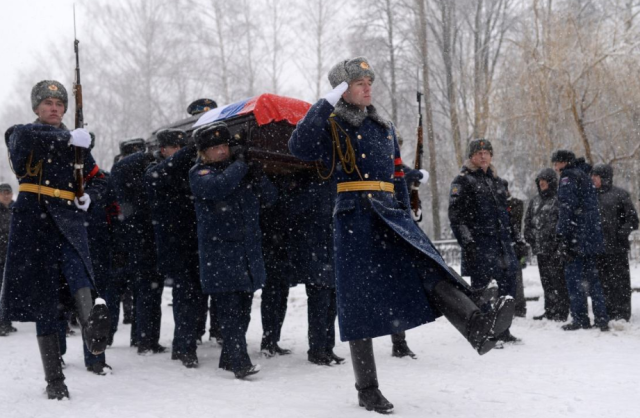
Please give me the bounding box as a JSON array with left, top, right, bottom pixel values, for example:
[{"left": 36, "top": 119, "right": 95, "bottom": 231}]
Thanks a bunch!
[
  {"left": 31, "top": 80, "right": 68, "bottom": 113},
  {"left": 328, "top": 57, "right": 375, "bottom": 88}
]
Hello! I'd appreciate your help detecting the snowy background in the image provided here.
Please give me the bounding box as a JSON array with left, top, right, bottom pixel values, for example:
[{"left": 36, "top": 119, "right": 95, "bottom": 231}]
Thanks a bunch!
[{"left": 1, "top": 265, "right": 639, "bottom": 418}]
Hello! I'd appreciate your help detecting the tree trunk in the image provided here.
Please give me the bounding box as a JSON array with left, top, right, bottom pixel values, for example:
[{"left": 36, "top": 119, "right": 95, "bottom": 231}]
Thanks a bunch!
[
  {"left": 416, "top": 0, "right": 441, "bottom": 239},
  {"left": 441, "top": 1, "right": 464, "bottom": 167}
]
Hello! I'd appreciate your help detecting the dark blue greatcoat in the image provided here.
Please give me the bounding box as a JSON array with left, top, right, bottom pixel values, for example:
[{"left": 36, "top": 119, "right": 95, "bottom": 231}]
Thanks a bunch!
[
  {"left": 146, "top": 145, "right": 199, "bottom": 277},
  {"left": 189, "top": 159, "right": 278, "bottom": 294},
  {"left": 289, "top": 99, "right": 466, "bottom": 342},
  {"left": 285, "top": 175, "right": 336, "bottom": 288},
  {"left": 557, "top": 160, "right": 605, "bottom": 256},
  {"left": 448, "top": 162, "right": 519, "bottom": 284},
  {"left": 110, "top": 151, "right": 158, "bottom": 273},
  {"left": 0, "top": 123, "right": 105, "bottom": 322}
]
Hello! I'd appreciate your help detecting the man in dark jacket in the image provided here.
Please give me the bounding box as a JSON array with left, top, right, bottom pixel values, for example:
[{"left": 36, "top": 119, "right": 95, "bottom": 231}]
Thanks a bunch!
[
  {"left": 111, "top": 140, "right": 166, "bottom": 354},
  {"left": 190, "top": 122, "right": 278, "bottom": 379},
  {"left": 0, "top": 80, "right": 110, "bottom": 399},
  {"left": 524, "top": 168, "right": 569, "bottom": 321},
  {"left": 146, "top": 129, "right": 206, "bottom": 367},
  {"left": 591, "top": 163, "right": 639, "bottom": 321},
  {"left": 290, "top": 57, "right": 514, "bottom": 413},
  {"left": 449, "top": 138, "right": 520, "bottom": 344},
  {"left": 0, "top": 183, "right": 16, "bottom": 336},
  {"left": 552, "top": 150, "right": 609, "bottom": 331}
]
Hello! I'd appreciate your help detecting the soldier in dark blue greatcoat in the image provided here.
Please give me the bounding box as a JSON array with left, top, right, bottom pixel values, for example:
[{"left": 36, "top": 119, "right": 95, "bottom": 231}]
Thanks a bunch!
[
  {"left": 111, "top": 140, "right": 166, "bottom": 354},
  {"left": 146, "top": 129, "right": 206, "bottom": 368},
  {"left": 289, "top": 57, "right": 515, "bottom": 413},
  {"left": 0, "top": 80, "right": 111, "bottom": 399},
  {"left": 552, "top": 150, "right": 610, "bottom": 331},
  {"left": 190, "top": 122, "right": 278, "bottom": 379}
]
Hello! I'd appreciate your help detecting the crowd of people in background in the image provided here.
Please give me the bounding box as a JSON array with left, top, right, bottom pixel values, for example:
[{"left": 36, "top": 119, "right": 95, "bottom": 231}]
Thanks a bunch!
[{"left": 0, "top": 64, "right": 638, "bottom": 412}]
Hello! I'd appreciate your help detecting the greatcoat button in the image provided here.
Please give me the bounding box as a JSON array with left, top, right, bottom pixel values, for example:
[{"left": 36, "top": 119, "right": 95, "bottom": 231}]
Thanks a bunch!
[
  {"left": 361, "top": 153, "right": 366, "bottom": 158},
  {"left": 364, "top": 174, "right": 369, "bottom": 179},
  {"left": 45, "top": 180, "right": 50, "bottom": 185},
  {"left": 367, "top": 193, "right": 372, "bottom": 198},
  {"left": 357, "top": 135, "right": 362, "bottom": 140},
  {"left": 47, "top": 159, "right": 52, "bottom": 163}
]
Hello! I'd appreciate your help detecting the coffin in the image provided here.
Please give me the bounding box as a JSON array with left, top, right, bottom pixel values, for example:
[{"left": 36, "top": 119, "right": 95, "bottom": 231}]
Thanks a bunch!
[{"left": 149, "top": 94, "right": 315, "bottom": 175}]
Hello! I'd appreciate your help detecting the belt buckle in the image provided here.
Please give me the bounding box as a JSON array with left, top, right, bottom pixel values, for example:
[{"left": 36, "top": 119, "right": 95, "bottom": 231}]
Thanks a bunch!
[
  {"left": 53, "top": 189, "right": 61, "bottom": 198},
  {"left": 379, "top": 181, "right": 385, "bottom": 191}
]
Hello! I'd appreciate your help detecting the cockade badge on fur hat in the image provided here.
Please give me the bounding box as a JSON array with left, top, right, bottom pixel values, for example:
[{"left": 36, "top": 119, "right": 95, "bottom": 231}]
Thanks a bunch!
[{"left": 328, "top": 57, "right": 376, "bottom": 88}]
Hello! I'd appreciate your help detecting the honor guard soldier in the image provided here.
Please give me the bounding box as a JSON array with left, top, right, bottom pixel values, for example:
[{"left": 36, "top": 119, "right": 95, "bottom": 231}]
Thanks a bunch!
[
  {"left": 289, "top": 57, "right": 515, "bottom": 413},
  {"left": 146, "top": 129, "right": 206, "bottom": 368},
  {"left": 190, "top": 122, "right": 278, "bottom": 379},
  {"left": 552, "top": 150, "right": 610, "bottom": 331},
  {"left": 111, "top": 138, "right": 166, "bottom": 354},
  {"left": 0, "top": 80, "right": 111, "bottom": 399}
]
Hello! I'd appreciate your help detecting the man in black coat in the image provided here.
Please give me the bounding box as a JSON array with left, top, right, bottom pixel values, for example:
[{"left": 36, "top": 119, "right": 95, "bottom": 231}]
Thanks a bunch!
[
  {"left": 524, "top": 168, "right": 569, "bottom": 321},
  {"left": 146, "top": 129, "right": 206, "bottom": 367},
  {"left": 449, "top": 138, "right": 520, "bottom": 344},
  {"left": 591, "top": 163, "right": 639, "bottom": 321},
  {"left": 0, "top": 183, "right": 16, "bottom": 336},
  {"left": 111, "top": 141, "right": 166, "bottom": 354},
  {"left": 552, "top": 150, "right": 609, "bottom": 331},
  {"left": 1, "top": 80, "right": 111, "bottom": 399}
]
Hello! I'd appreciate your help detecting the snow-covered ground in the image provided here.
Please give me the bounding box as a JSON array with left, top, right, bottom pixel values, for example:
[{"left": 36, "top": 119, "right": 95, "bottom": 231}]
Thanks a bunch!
[{"left": 1, "top": 265, "right": 639, "bottom": 418}]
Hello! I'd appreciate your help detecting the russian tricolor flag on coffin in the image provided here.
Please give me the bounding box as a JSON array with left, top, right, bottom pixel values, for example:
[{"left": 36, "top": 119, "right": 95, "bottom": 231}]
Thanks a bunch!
[{"left": 193, "top": 93, "right": 311, "bottom": 128}]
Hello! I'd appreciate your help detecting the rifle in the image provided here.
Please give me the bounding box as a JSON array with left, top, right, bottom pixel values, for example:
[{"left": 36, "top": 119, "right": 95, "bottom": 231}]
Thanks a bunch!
[
  {"left": 73, "top": 5, "right": 85, "bottom": 198},
  {"left": 410, "top": 91, "right": 424, "bottom": 220}
]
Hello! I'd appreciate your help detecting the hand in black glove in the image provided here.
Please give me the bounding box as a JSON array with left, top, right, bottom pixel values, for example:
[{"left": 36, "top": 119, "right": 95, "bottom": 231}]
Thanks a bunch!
[{"left": 231, "top": 145, "right": 248, "bottom": 162}]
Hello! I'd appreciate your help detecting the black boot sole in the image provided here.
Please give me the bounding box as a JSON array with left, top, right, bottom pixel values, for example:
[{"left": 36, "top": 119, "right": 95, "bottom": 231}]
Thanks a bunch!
[
  {"left": 85, "top": 304, "right": 112, "bottom": 355},
  {"left": 359, "top": 400, "right": 394, "bottom": 414}
]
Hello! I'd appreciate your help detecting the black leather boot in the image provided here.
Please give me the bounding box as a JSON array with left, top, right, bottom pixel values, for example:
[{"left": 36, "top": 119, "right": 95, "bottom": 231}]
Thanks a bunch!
[
  {"left": 37, "top": 334, "right": 69, "bottom": 400},
  {"left": 350, "top": 339, "right": 394, "bottom": 414},
  {"left": 75, "top": 287, "right": 111, "bottom": 355},
  {"left": 391, "top": 331, "right": 416, "bottom": 359},
  {"left": 430, "top": 280, "right": 515, "bottom": 355}
]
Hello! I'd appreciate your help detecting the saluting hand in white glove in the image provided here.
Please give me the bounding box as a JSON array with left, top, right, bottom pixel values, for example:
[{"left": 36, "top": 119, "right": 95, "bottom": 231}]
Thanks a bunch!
[
  {"left": 70, "top": 128, "right": 91, "bottom": 149},
  {"left": 324, "top": 81, "right": 349, "bottom": 107}
]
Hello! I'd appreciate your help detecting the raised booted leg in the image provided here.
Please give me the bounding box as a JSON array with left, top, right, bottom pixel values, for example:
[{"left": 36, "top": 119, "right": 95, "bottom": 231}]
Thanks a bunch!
[
  {"left": 37, "top": 334, "right": 69, "bottom": 400},
  {"left": 391, "top": 331, "right": 416, "bottom": 359},
  {"left": 429, "top": 281, "right": 515, "bottom": 355},
  {"left": 74, "top": 287, "right": 111, "bottom": 355},
  {"left": 349, "top": 339, "right": 393, "bottom": 414}
]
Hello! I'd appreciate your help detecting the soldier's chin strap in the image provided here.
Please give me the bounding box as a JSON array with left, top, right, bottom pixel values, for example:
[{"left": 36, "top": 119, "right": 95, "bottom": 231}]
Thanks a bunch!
[{"left": 316, "top": 116, "right": 363, "bottom": 181}]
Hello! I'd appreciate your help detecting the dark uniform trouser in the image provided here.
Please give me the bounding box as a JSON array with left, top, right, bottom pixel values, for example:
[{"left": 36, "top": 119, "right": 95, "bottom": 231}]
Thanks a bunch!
[
  {"left": 35, "top": 239, "right": 104, "bottom": 366},
  {"left": 305, "top": 284, "right": 337, "bottom": 355},
  {"left": 170, "top": 270, "right": 205, "bottom": 355},
  {"left": 537, "top": 253, "right": 569, "bottom": 320},
  {"left": 196, "top": 296, "right": 221, "bottom": 340},
  {"left": 213, "top": 291, "right": 253, "bottom": 372},
  {"left": 564, "top": 256, "right": 609, "bottom": 327},
  {"left": 260, "top": 273, "right": 289, "bottom": 349},
  {"left": 103, "top": 272, "right": 132, "bottom": 342},
  {"left": 596, "top": 253, "right": 632, "bottom": 321},
  {"left": 134, "top": 270, "right": 164, "bottom": 349}
]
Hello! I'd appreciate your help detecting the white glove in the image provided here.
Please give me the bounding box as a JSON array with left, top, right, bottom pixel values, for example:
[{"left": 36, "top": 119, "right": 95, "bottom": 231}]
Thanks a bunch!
[
  {"left": 323, "top": 81, "right": 349, "bottom": 106},
  {"left": 70, "top": 128, "right": 91, "bottom": 149},
  {"left": 411, "top": 208, "right": 422, "bottom": 222},
  {"left": 74, "top": 194, "right": 91, "bottom": 211},
  {"left": 418, "top": 169, "right": 430, "bottom": 184}
]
